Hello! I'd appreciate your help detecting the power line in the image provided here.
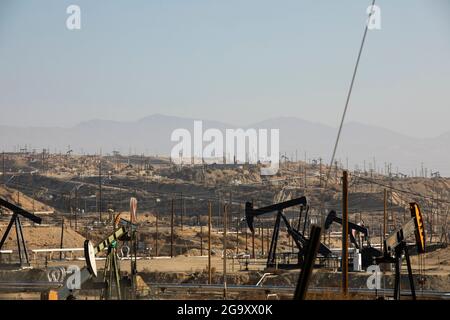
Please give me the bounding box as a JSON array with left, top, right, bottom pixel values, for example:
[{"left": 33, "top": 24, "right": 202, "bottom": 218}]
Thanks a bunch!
[
  {"left": 356, "top": 175, "right": 450, "bottom": 205},
  {"left": 326, "top": 0, "right": 376, "bottom": 186}
]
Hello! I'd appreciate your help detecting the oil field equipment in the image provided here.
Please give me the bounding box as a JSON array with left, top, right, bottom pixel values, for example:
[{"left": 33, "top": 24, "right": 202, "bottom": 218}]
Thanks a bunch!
[
  {"left": 245, "top": 196, "right": 331, "bottom": 268},
  {"left": 89, "top": 226, "right": 131, "bottom": 300},
  {"left": 324, "top": 210, "right": 381, "bottom": 270},
  {"left": 0, "top": 197, "right": 42, "bottom": 267},
  {"left": 293, "top": 224, "right": 323, "bottom": 300},
  {"left": 375, "top": 202, "right": 426, "bottom": 300},
  {"left": 46, "top": 223, "right": 134, "bottom": 300}
]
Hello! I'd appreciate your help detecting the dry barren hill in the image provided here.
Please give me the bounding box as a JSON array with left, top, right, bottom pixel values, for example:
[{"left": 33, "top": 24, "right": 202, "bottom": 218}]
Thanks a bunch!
[
  {"left": 0, "top": 185, "right": 54, "bottom": 213},
  {"left": 0, "top": 224, "right": 85, "bottom": 250}
]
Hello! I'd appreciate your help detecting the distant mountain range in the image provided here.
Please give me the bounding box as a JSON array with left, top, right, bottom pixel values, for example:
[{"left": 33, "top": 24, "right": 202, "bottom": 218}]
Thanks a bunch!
[{"left": 1, "top": 114, "right": 449, "bottom": 176}]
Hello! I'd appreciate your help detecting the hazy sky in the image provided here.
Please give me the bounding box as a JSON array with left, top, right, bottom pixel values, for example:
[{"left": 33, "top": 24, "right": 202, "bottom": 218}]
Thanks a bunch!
[{"left": 0, "top": 0, "right": 449, "bottom": 138}]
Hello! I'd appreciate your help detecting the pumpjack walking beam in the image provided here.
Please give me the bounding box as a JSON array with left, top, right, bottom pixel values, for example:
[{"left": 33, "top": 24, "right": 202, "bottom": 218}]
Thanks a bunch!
[
  {"left": 324, "top": 209, "right": 382, "bottom": 270},
  {"left": 0, "top": 197, "right": 42, "bottom": 266},
  {"left": 245, "top": 197, "right": 331, "bottom": 268},
  {"left": 245, "top": 197, "right": 308, "bottom": 234},
  {"left": 0, "top": 197, "right": 42, "bottom": 223},
  {"left": 324, "top": 210, "right": 369, "bottom": 249}
]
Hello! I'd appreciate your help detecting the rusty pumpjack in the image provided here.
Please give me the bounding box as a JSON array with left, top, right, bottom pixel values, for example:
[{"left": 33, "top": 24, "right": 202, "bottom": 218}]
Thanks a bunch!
[
  {"left": 324, "top": 210, "right": 382, "bottom": 269},
  {"left": 375, "top": 202, "right": 426, "bottom": 300},
  {"left": 245, "top": 196, "right": 331, "bottom": 269}
]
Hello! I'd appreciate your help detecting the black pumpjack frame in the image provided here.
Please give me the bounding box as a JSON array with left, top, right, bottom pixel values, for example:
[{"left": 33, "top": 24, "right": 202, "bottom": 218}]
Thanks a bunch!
[
  {"left": 0, "top": 197, "right": 42, "bottom": 267},
  {"left": 245, "top": 197, "right": 331, "bottom": 268}
]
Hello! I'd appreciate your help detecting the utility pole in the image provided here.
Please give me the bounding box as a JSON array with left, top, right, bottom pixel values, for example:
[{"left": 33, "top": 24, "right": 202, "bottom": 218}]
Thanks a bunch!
[
  {"left": 42, "top": 149, "right": 46, "bottom": 175},
  {"left": 180, "top": 192, "right": 183, "bottom": 230},
  {"left": 245, "top": 226, "right": 248, "bottom": 250},
  {"left": 236, "top": 212, "right": 239, "bottom": 255},
  {"left": 383, "top": 188, "right": 387, "bottom": 251},
  {"left": 304, "top": 164, "right": 307, "bottom": 188},
  {"left": 218, "top": 195, "right": 221, "bottom": 231},
  {"left": 171, "top": 199, "right": 174, "bottom": 258},
  {"left": 260, "top": 226, "right": 264, "bottom": 256},
  {"left": 304, "top": 152, "right": 308, "bottom": 188},
  {"left": 373, "top": 157, "right": 376, "bottom": 176},
  {"left": 342, "top": 170, "right": 349, "bottom": 296},
  {"left": 155, "top": 210, "right": 159, "bottom": 257},
  {"left": 430, "top": 198, "right": 434, "bottom": 243},
  {"left": 59, "top": 218, "right": 64, "bottom": 260},
  {"left": 319, "top": 158, "right": 322, "bottom": 187},
  {"left": 98, "top": 159, "right": 102, "bottom": 221},
  {"left": 252, "top": 222, "right": 255, "bottom": 259},
  {"left": 2, "top": 151, "right": 5, "bottom": 185},
  {"left": 208, "top": 201, "right": 212, "bottom": 284},
  {"left": 200, "top": 222, "right": 203, "bottom": 256},
  {"left": 379, "top": 224, "right": 383, "bottom": 255},
  {"left": 74, "top": 186, "right": 79, "bottom": 231},
  {"left": 223, "top": 204, "right": 228, "bottom": 299},
  {"left": 75, "top": 207, "right": 78, "bottom": 232}
]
